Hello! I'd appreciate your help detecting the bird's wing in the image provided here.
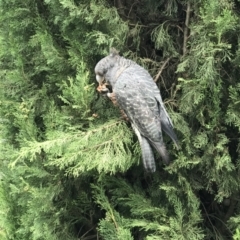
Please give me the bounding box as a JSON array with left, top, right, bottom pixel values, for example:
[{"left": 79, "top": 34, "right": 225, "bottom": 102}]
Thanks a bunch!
[
  {"left": 114, "top": 73, "right": 160, "bottom": 141},
  {"left": 131, "top": 67, "right": 179, "bottom": 147},
  {"left": 159, "top": 106, "right": 179, "bottom": 148},
  {"left": 113, "top": 70, "right": 169, "bottom": 164}
]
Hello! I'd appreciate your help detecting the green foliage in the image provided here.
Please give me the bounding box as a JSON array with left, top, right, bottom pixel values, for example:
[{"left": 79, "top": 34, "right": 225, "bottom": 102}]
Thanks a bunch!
[
  {"left": 0, "top": 182, "right": 14, "bottom": 240},
  {"left": 151, "top": 24, "right": 178, "bottom": 57},
  {"left": 0, "top": 0, "right": 240, "bottom": 239},
  {"left": 226, "top": 83, "right": 240, "bottom": 129},
  {"left": 233, "top": 228, "right": 240, "bottom": 240}
]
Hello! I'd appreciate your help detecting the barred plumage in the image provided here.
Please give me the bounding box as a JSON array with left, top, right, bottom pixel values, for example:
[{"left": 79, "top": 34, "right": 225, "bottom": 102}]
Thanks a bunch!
[{"left": 95, "top": 48, "right": 178, "bottom": 172}]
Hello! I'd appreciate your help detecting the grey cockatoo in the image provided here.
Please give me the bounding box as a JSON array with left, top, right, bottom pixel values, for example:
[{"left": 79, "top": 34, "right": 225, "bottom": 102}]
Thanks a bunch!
[{"left": 95, "top": 48, "right": 178, "bottom": 172}]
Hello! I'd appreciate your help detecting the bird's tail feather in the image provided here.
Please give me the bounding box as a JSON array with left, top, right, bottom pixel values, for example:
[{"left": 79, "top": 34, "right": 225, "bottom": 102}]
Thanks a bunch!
[
  {"left": 131, "top": 123, "right": 156, "bottom": 172},
  {"left": 150, "top": 141, "right": 170, "bottom": 165},
  {"left": 141, "top": 137, "right": 156, "bottom": 172}
]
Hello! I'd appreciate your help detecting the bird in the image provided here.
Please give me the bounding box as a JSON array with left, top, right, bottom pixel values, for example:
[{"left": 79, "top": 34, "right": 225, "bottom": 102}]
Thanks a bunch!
[{"left": 95, "top": 48, "right": 178, "bottom": 172}]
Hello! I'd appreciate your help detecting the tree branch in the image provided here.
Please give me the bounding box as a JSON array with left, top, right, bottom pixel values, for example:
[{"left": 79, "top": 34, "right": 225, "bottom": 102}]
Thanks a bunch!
[
  {"left": 154, "top": 57, "right": 171, "bottom": 82},
  {"left": 183, "top": 2, "right": 191, "bottom": 56}
]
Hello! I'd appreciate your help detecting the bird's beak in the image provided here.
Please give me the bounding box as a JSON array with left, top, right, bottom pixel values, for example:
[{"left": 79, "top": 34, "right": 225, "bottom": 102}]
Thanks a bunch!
[
  {"left": 96, "top": 74, "right": 109, "bottom": 93},
  {"left": 96, "top": 74, "right": 104, "bottom": 85}
]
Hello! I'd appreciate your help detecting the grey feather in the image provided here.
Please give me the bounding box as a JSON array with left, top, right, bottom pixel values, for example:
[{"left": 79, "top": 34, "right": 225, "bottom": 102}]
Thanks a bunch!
[{"left": 157, "top": 95, "right": 179, "bottom": 147}]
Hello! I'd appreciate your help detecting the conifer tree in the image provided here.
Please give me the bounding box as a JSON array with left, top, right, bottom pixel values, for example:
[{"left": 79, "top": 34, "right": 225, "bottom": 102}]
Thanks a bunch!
[{"left": 0, "top": 0, "right": 239, "bottom": 239}]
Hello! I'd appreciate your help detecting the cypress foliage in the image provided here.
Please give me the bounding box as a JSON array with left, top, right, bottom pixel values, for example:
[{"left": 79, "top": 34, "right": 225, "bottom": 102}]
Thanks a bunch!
[{"left": 0, "top": 0, "right": 240, "bottom": 239}]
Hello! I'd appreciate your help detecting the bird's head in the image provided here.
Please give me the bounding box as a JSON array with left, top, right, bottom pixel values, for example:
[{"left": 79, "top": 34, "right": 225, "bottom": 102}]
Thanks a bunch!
[{"left": 95, "top": 48, "right": 119, "bottom": 87}]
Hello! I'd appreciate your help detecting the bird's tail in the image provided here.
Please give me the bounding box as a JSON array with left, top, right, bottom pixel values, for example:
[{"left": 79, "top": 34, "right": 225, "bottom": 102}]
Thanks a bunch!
[
  {"left": 141, "top": 137, "right": 156, "bottom": 172},
  {"left": 150, "top": 141, "right": 170, "bottom": 165},
  {"left": 131, "top": 123, "right": 156, "bottom": 172}
]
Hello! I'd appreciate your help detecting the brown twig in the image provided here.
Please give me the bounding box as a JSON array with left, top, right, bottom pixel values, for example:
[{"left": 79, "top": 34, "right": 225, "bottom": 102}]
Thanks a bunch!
[
  {"left": 127, "top": 1, "right": 139, "bottom": 18},
  {"left": 183, "top": 2, "right": 191, "bottom": 56},
  {"left": 200, "top": 201, "right": 220, "bottom": 238},
  {"left": 115, "top": 0, "right": 125, "bottom": 19},
  {"left": 160, "top": 75, "right": 168, "bottom": 92},
  {"left": 154, "top": 57, "right": 171, "bottom": 82},
  {"left": 79, "top": 225, "right": 96, "bottom": 239}
]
